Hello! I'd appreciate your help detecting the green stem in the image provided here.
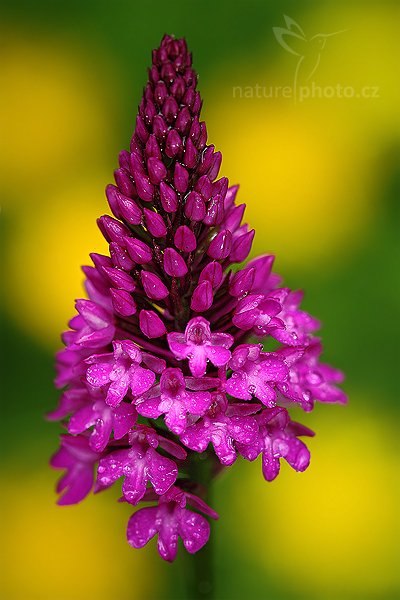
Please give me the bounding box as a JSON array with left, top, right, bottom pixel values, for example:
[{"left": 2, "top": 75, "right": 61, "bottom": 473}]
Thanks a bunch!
[
  {"left": 185, "top": 526, "right": 214, "bottom": 600},
  {"left": 184, "top": 452, "right": 215, "bottom": 600}
]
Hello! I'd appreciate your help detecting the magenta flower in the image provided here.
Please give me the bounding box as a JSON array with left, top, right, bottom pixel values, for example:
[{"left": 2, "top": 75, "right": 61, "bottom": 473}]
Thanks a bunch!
[
  {"left": 96, "top": 425, "right": 184, "bottom": 504},
  {"left": 64, "top": 298, "right": 115, "bottom": 350},
  {"left": 68, "top": 399, "right": 137, "bottom": 452},
  {"left": 232, "top": 293, "right": 284, "bottom": 336},
  {"left": 50, "top": 34, "right": 346, "bottom": 563},
  {"left": 50, "top": 434, "right": 100, "bottom": 505},
  {"left": 226, "top": 344, "right": 289, "bottom": 406},
  {"left": 167, "top": 317, "right": 234, "bottom": 377},
  {"left": 237, "top": 407, "right": 314, "bottom": 481},
  {"left": 268, "top": 288, "right": 321, "bottom": 346},
  {"left": 181, "top": 392, "right": 260, "bottom": 466},
  {"left": 127, "top": 487, "right": 218, "bottom": 562},
  {"left": 135, "top": 367, "right": 212, "bottom": 434},
  {"left": 275, "top": 340, "right": 347, "bottom": 410},
  {"left": 86, "top": 340, "right": 164, "bottom": 407}
]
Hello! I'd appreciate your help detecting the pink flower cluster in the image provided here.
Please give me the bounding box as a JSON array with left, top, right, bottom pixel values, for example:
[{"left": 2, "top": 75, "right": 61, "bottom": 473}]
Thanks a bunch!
[{"left": 49, "top": 35, "right": 347, "bottom": 561}]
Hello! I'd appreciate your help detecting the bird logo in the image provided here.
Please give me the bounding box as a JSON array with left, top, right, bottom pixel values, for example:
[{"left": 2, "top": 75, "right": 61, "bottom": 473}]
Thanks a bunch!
[{"left": 273, "top": 15, "right": 346, "bottom": 93}]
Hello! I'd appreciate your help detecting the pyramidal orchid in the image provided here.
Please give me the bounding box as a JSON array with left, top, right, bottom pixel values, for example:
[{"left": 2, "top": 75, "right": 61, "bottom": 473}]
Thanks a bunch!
[{"left": 49, "top": 35, "right": 347, "bottom": 566}]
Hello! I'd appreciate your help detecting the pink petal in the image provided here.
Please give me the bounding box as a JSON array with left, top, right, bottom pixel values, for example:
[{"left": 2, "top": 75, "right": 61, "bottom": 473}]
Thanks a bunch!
[
  {"left": 278, "top": 436, "right": 311, "bottom": 472},
  {"left": 158, "top": 436, "right": 188, "bottom": 460},
  {"left": 129, "top": 366, "right": 156, "bottom": 396},
  {"left": 86, "top": 362, "right": 113, "bottom": 387},
  {"left": 180, "top": 422, "right": 210, "bottom": 453},
  {"left": 135, "top": 396, "right": 163, "bottom": 419},
  {"left": 226, "top": 372, "right": 252, "bottom": 401},
  {"left": 106, "top": 373, "right": 130, "bottom": 407},
  {"left": 146, "top": 448, "right": 178, "bottom": 495},
  {"left": 227, "top": 416, "right": 258, "bottom": 445},
  {"left": 210, "top": 428, "right": 237, "bottom": 466},
  {"left": 254, "top": 381, "right": 276, "bottom": 406},
  {"left": 210, "top": 332, "right": 234, "bottom": 349},
  {"left": 163, "top": 401, "right": 187, "bottom": 435},
  {"left": 185, "top": 493, "right": 219, "bottom": 520},
  {"left": 262, "top": 442, "right": 280, "bottom": 481},
  {"left": 185, "top": 391, "right": 212, "bottom": 416},
  {"left": 68, "top": 405, "right": 96, "bottom": 435},
  {"left": 204, "top": 344, "right": 231, "bottom": 368},
  {"left": 127, "top": 506, "right": 159, "bottom": 548},
  {"left": 179, "top": 509, "right": 210, "bottom": 554},
  {"left": 47, "top": 388, "right": 88, "bottom": 421},
  {"left": 188, "top": 346, "right": 208, "bottom": 377},
  {"left": 141, "top": 352, "right": 166, "bottom": 374},
  {"left": 123, "top": 470, "right": 147, "bottom": 505},
  {"left": 112, "top": 403, "right": 137, "bottom": 439},
  {"left": 117, "top": 340, "right": 142, "bottom": 362},
  {"left": 157, "top": 510, "right": 179, "bottom": 562},
  {"left": 260, "top": 357, "right": 289, "bottom": 382},
  {"left": 167, "top": 332, "right": 190, "bottom": 360},
  {"left": 58, "top": 465, "right": 94, "bottom": 505},
  {"left": 96, "top": 450, "right": 128, "bottom": 488},
  {"left": 90, "top": 416, "right": 113, "bottom": 453}
]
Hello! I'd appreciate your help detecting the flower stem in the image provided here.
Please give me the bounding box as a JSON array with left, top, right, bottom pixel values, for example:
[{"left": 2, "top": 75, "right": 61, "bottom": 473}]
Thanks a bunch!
[
  {"left": 184, "top": 452, "right": 215, "bottom": 600},
  {"left": 185, "top": 527, "right": 214, "bottom": 600}
]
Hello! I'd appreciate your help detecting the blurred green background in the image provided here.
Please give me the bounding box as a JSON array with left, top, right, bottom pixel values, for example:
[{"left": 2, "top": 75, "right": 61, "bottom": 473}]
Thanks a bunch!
[{"left": 1, "top": 1, "right": 399, "bottom": 599}]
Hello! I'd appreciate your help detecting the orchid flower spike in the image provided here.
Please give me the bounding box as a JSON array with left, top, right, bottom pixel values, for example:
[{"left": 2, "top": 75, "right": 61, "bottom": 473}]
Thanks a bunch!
[{"left": 49, "top": 34, "right": 347, "bottom": 562}]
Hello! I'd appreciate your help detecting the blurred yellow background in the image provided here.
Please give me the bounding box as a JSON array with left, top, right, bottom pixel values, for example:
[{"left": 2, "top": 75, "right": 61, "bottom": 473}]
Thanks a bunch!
[{"left": 1, "top": 1, "right": 399, "bottom": 599}]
